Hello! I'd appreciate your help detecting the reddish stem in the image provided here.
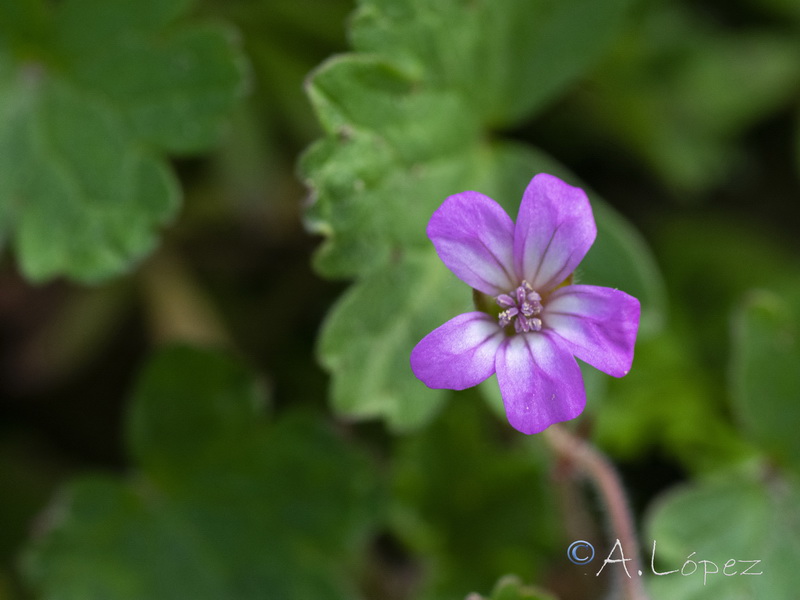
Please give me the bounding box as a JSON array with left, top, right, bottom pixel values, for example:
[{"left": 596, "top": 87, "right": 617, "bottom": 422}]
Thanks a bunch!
[{"left": 543, "top": 423, "right": 650, "bottom": 600}]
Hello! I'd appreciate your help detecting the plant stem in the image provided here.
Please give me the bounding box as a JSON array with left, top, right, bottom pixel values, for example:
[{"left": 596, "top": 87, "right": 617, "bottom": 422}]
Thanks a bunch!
[
  {"left": 543, "top": 423, "right": 650, "bottom": 600},
  {"left": 138, "top": 249, "right": 232, "bottom": 347}
]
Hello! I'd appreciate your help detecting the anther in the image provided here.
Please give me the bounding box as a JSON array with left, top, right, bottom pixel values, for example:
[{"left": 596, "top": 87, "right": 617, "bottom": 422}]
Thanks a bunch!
[
  {"left": 496, "top": 294, "right": 515, "bottom": 308},
  {"left": 496, "top": 282, "right": 544, "bottom": 333}
]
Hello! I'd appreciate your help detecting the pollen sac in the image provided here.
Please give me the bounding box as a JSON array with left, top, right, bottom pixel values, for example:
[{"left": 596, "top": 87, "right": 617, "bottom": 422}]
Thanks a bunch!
[
  {"left": 495, "top": 281, "right": 542, "bottom": 333},
  {"left": 498, "top": 307, "right": 518, "bottom": 327}
]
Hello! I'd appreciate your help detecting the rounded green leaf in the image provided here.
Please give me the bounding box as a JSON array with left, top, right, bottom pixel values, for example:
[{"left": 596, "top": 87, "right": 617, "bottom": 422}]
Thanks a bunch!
[
  {"left": 23, "top": 346, "right": 381, "bottom": 600},
  {"left": 350, "top": 0, "right": 635, "bottom": 126},
  {"left": 646, "top": 469, "right": 800, "bottom": 600},
  {"left": 391, "top": 400, "right": 560, "bottom": 598},
  {"left": 126, "top": 345, "right": 267, "bottom": 474},
  {"left": 12, "top": 78, "right": 180, "bottom": 281},
  {"left": 730, "top": 289, "right": 800, "bottom": 471},
  {"left": 318, "top": 250, "right": 469, "bottom": 431},
  {"left": 0, "top": 0, "right": 246, "bottom": 282},
  {"left": 478, "top": 575, "right": 560, "bottom": 600}
]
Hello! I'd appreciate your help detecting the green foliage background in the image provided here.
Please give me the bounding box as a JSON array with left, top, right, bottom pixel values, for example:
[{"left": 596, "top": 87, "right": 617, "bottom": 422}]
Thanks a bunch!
[{"left": 1, "top": 0, "right": 799, "bottom": 599}]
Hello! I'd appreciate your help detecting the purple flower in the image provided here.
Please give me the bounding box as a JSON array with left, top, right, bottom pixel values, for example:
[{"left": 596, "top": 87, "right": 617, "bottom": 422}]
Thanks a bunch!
[{"left": 410, "top": 173, "right": 640, "bottom": 434}]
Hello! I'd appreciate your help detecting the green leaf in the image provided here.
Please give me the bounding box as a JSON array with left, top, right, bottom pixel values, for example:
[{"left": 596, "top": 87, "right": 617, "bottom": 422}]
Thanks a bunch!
[
  {"left": 307, "top": 55, "right": 480, "bottom": 160},
  {"left": 730, "top": 289, "right": 800, "bottom": 472},
  {"left": 742, "top": 0, "right": 800, "bottom": 21},
  {"left": 318, "top": 249, "right": 468, "bottom": 431},
  {"left": 11, "top": 77, "right": 180, "bottom": 281},
  {"left": 302, "top": 0, "right": 646, "bottom": 281},
  {"left": 303, "top": 0, "right": 665, "bottom": 432},
  {"left": 302, "top": 54, "right": 480, "bottom": 278},
  {"left": 0, "top": 0, "right": 49, "bottom": 53},
  {"left": 0, "top": 0, "right": 245, "bottom": 282},
  {"left": 349, "top": 0, "right": 634, "bottom": 127},
  {"left": 54, "top": 0, "right": 195, "bottom": 39},
  {"left": 57, "top": 21, "right": 246, "bottom": 153},
  {"left": 127, "top": 344, "right": 268, "bottom": 475},
  {"left": 655, "top": 216, "right": 799, "bottom": 366},
  {"left": 646, "top": 468, "right": 800, "bottom": 600},
  {"left": 467, "top": 575, "right": 560, "bottom": 600},
  {"left": 391, "top": 399, "right": 560, "bottom": 599},
  {"left": 23, "top": 346, "right": 380, "bottom": 600},
  {"left": 582, "top": 5, "right": 800, "bottom": 193},
  {"left": 592, "top": 323, "right": 751, "bottom": 473},
  {"left": 581, "top": 199, "right": 666, "bottom": 337},
  {"left": 590, "top": 217, "right": 800, "bottom": 472}
]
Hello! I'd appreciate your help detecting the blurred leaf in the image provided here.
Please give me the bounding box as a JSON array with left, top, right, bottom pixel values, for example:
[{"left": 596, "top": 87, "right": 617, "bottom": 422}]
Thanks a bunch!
[
  {"left": 742, "top": 0, "right": 800, "bottom": 22},
  {"left": 349, "top": 0, "right": 633, "bottom": 127},
  {"left": 390, "top": 399, "right": 560, "bottom": 599},
  {"left": 583, "top": 4, "right": 800, "bottom": 194},
  {"left": 797, "top": 106, "right": 800, "bottom": 178},
  {"left": 0, "top": 0, "right": 49, "bottom": 52},
  {"left": 302, "top": 54, "right": 481, "bottom": 278},
  {"left": 655, "top": 216, "right": 798, "bottom": 363},
  {"left": 581, "top": 198, "right": 666, "bottom": 337},
  {"left": 467, "top": 575, "right": 559, "bottom": 600},
  {"left": 207, "top": 0, "right": 353, "bottom": 145},
  {"left": 23, "top": 346, "right": 380, "bottom": 600},
  {"left": 587, "top": 317, "right": 754, "bottom": 472},
  {"left": 730, "top": 289, "right": 800, "bottom": 472},
  {"left": 0, "top": 0, "right": 245, "bottom": 282},
  {"left": 593, "top": 323, "right": 752, "bottom": 473},
  {"left": 646, "top": 467, "right": 800, "bottom": 600},
  {"left": 593, "top": 214, "right": 800, "bottom": 472},
  {"left": 0, "top": 434, "right": 67, "bottom": 567},
  {"left": 303, "top": 0, "right": 639, "bottom": 280},
  {"left": 318, "top": 249, "right": 469, "bottom": 432},
  {"left": 597, "top": 215, "right": 800, "bottom": 471}
]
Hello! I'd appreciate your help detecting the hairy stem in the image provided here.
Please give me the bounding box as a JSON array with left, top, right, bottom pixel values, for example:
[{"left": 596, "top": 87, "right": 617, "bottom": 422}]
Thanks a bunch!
[{"left": 543, "top": 423, "right": 650, "bottom": 600}]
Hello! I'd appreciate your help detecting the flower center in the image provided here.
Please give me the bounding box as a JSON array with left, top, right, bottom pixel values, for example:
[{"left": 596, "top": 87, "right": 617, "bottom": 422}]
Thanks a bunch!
[{"left": 496, "top": 281, "right": 543, "bottom": 333}]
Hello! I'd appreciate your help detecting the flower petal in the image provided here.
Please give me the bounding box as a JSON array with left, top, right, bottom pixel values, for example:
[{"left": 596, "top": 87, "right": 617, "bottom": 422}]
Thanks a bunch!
[
  {"left": 513, "top": 174, "right": 596, "bottom": 291},
  {"left": 495, "top": 333, "right": 586, "bottom": 434},
  {"left": 544, "top": 284, "right": 640, "bottom": 377},
  {"left": 410, "top": 312, "right": 504, "bottom": 390},
  {"left": 427, "top": 191, "right": 516, "bottom": 295}
]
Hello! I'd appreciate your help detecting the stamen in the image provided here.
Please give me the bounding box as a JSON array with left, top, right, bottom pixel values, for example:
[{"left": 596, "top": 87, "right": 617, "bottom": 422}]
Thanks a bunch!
[
  {"left": 495, "top": 282, "right": 544, "bottom": 334},
  {"left": 498, "top": 307, "right": 518, "bottom": 326},
  {"left": 496, "top": 294, "right": 515, "bottom": 308},
  {"left": 514, "top": 318, "right": 527, "bottom": 334}
]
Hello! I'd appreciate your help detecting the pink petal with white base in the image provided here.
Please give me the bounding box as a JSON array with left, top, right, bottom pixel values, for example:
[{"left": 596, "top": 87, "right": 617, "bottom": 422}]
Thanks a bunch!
[
  {"left": 513, "top": 174, "right": 596, "bottom": 291},
  {"left": 495, "top": 332, "right": 586, "bottom": 434},
  {"left": 427, "top": 191, "right": 516, "bottom": 295},
  {"left": 410, "top": 312, "right": 503, "bottom": 390},
  {"left": 544, "top": 285, "right": 640, "bottom": 377}
]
